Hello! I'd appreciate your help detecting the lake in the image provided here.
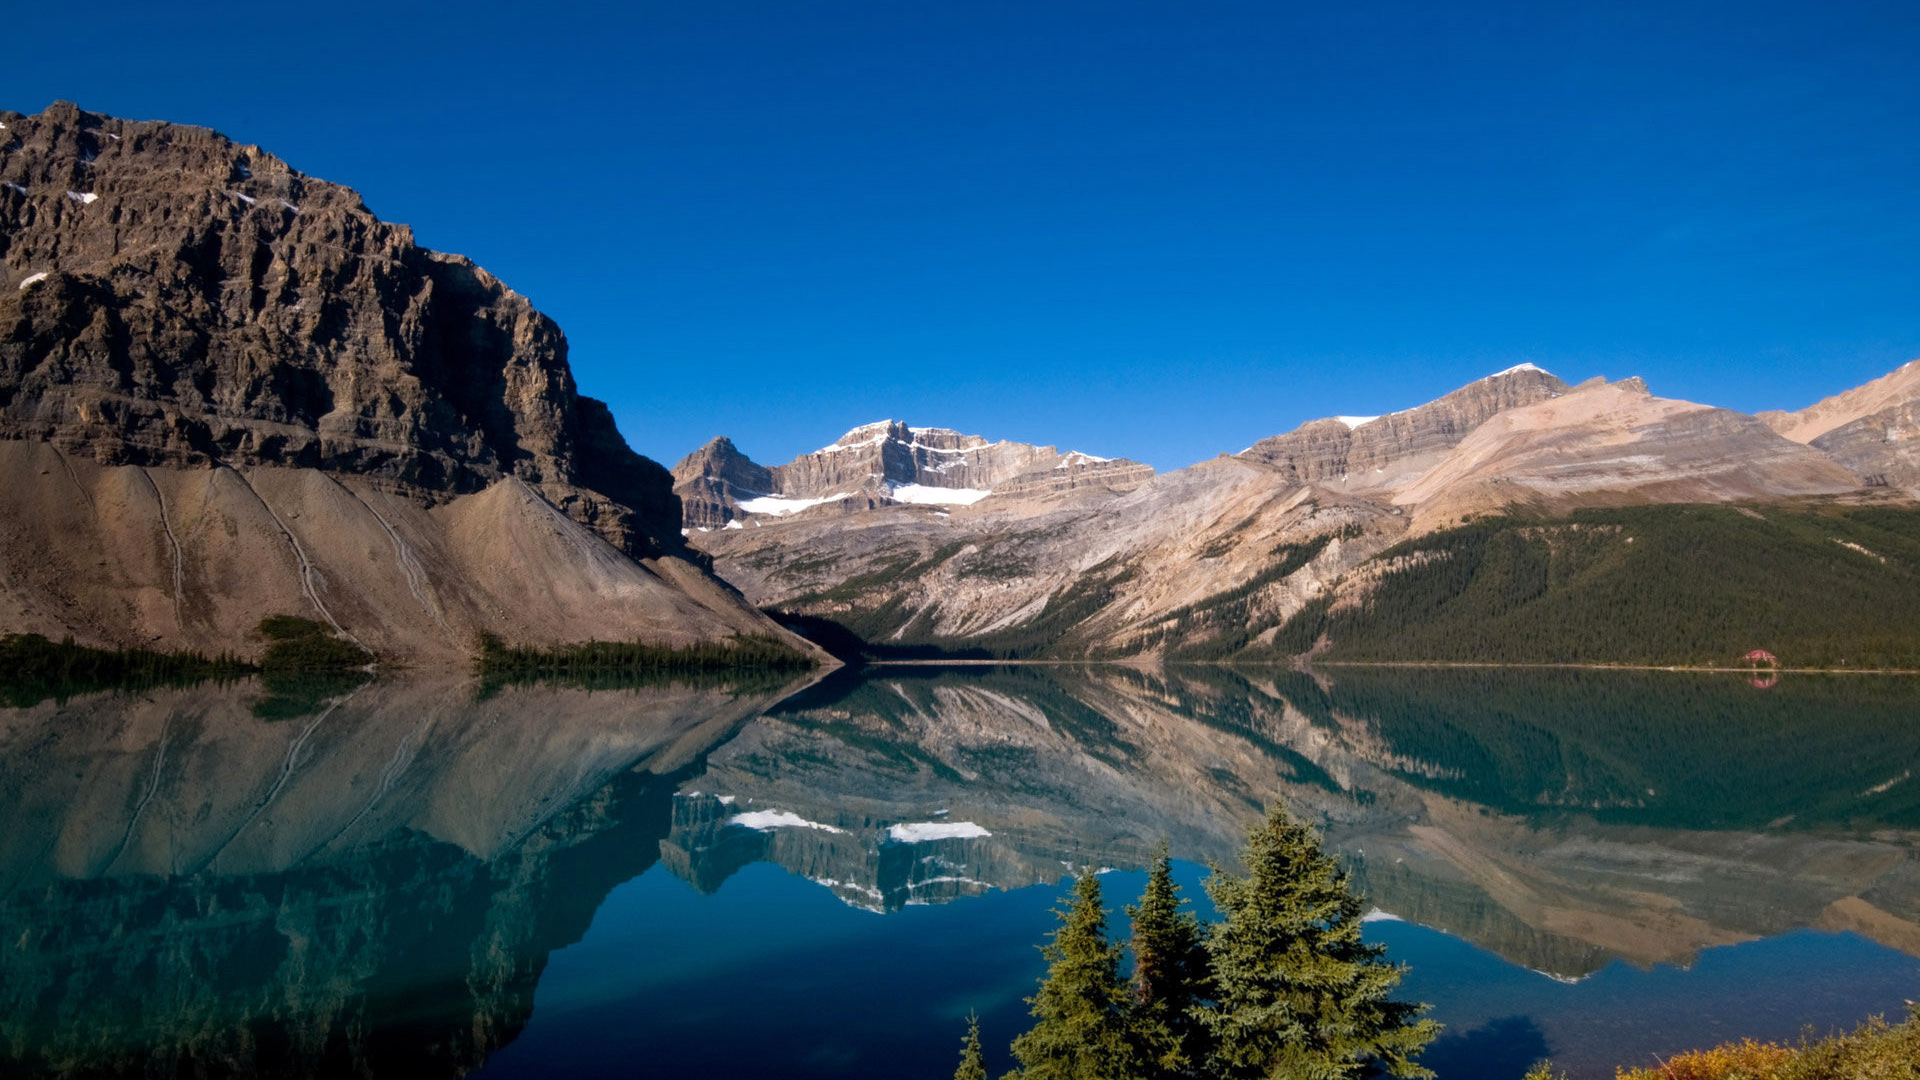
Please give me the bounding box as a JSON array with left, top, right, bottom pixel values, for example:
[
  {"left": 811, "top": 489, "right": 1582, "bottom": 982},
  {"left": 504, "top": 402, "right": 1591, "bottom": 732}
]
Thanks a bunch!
[{"left": 1, "top": 665, "right": 1915, "bottom": 1078}]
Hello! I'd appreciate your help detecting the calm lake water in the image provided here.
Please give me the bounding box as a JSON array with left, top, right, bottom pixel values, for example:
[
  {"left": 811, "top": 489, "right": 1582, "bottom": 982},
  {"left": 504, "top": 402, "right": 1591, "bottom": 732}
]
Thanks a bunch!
[{"left": 2, "top": 665, "right": 1916, "bottom": 1078}]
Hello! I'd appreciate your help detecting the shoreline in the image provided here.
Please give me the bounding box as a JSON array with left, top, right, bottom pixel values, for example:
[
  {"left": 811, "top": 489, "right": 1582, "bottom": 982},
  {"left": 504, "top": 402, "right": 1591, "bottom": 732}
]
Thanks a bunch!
[{"left": 865, "top": 658, "right": 1920, "bottom": 674}]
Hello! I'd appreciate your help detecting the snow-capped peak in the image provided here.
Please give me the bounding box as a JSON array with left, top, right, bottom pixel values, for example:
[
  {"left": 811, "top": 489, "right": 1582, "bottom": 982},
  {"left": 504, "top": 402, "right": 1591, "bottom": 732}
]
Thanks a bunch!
[{"left": 1486, "top": 362, "right": 1552, "bottom": 379}]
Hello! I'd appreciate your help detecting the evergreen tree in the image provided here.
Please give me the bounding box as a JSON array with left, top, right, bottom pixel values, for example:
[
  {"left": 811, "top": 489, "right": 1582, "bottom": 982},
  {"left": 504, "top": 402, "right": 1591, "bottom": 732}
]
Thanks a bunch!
[
  {"left": 1201, "top": 807, "right": 1439, "bottom": 1080},
  {"left": 1010, "top": 872, "right": 1140, "bottom": 1080},
  {"left": 955, "top": 1012, "right": 987, "bottom": 1080},
  {"left": 1127, "top": 845, "right": 1210, "bottom": 1077}
]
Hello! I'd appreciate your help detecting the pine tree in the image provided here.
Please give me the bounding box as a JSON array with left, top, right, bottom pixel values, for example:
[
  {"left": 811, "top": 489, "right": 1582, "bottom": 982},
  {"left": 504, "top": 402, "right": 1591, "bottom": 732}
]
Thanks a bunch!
[
  {"left": 955, "top": 1012, "right": 988, "bottom": 1080},
  {"left": 1127, "top": 845, "right": 1210, "bottom": 1077},
  {"left": 1201, "top": 806, "right": 1439, "bottom": 1080},
  {"left": 1009, "top": 872, "right": 1140, "bottom": 1080}
]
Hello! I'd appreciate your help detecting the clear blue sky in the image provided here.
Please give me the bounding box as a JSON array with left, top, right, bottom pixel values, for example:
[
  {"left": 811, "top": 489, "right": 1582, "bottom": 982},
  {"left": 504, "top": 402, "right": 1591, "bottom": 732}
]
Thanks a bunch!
[{"left": 10, "top": 1, "right": 1919, "bottom": 470}]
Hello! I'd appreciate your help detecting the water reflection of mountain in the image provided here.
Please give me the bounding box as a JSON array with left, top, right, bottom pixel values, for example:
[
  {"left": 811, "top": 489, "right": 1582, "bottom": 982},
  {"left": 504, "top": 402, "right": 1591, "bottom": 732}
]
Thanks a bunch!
[
  {"left": 0, "top": 676, "right": 800, "bottom": 1079},
  {"left": 3, "top": 666, "right": 1917, "bottom": 1077},
  {"left": 663, "top": 665, "right": 1920, "bottom": 979}
]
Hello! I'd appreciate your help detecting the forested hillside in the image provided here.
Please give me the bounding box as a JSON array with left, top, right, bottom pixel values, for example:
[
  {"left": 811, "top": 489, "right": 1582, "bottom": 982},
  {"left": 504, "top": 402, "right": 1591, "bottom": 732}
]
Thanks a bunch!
[{"left": 1251, "top": 501, "right": 1920, "bottom": 669}]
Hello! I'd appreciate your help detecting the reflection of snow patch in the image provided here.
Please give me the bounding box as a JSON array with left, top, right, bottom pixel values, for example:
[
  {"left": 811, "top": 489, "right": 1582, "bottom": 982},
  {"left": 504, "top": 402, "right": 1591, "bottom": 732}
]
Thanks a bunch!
[
  {"left": 728, "top": 810, "right": 845, "bottom": 833},
  {"left": 888, "top": 821, "right": 991, "bottom": 842}
]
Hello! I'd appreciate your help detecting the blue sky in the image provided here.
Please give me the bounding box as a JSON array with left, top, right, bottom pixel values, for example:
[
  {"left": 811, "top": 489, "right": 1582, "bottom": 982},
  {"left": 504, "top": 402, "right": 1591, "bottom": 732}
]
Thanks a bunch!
[{"left": 9, "top": 1, "right": 1919, "bottom": 470}]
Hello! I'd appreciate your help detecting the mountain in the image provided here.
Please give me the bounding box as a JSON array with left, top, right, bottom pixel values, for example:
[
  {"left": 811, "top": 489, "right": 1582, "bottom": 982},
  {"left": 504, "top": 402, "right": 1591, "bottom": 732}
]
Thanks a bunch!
[
  {"left": 670, "top": 419, "right": 1153, "bottom": 529},
  {"left": 0, "top": 102, "right": 809, "bottom": 664},
  {"left": 1759, "top": 359, "right": 1920, "bottom": 493},
  {"left": 690, "top": 364, "right": 1910, "bottom": 663},
  {"left": 1238, "top": 362, "right": 1570, "bottom": 489}
]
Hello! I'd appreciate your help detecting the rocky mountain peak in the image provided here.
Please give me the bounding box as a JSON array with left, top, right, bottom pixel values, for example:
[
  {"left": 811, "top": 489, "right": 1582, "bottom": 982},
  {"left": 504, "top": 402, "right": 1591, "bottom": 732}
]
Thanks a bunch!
[
  {"left": 1237, "top": 363, "right": 1571, "bottom": 489},
  {"left": 1758, "top": 358, "right": 1920, "bottom": 493},
  {"left": 1, "top": 101, "right": 678, "bottom": 555},
  {"left": 0, "top": 104, "right": 817, "bottom": 663},
  {"left": 672, "top": 420, "right": 1154, "bottom": 529}
]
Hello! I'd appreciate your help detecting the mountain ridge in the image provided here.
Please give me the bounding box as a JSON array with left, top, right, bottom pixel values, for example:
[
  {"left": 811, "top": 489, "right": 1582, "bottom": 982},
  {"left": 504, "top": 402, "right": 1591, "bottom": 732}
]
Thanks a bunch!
[
  {"left": 690, "top": 362, "right": 1914, "bottom": 662},
  {"left": 670, "top": 418, "right": 1153, "bottom": 530},
  {"left": 0, "top": 102, "right": 815, "bottom": 665}
]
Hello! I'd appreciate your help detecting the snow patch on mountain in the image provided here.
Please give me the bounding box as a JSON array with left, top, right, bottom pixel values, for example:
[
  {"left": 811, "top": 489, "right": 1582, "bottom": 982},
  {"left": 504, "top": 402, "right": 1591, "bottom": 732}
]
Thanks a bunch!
[{"left": 891, "top": 484, "right": 992, "bottom": 505}]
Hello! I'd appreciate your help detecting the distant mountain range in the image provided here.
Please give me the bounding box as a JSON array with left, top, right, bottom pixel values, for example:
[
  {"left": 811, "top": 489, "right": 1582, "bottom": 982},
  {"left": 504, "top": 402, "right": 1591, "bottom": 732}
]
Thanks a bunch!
[
  {"left": 689, "top": 362, "right": 1920, "bottom": 665},
  {"left": 4, "top": 102, "right": 1917, "bottom": 668},
  {"left": 671, "top": 421, "right": 1152, "bottom": 530}
]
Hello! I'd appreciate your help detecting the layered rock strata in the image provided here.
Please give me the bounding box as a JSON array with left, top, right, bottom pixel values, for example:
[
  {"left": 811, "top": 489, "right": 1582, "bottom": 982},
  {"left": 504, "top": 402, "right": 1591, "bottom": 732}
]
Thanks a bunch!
[
  {"left": 671, "top": 419, "right": 1153, "bottom": 529},
  {"left": 0, "top": 103, "right": 805, "bottom": 662}
]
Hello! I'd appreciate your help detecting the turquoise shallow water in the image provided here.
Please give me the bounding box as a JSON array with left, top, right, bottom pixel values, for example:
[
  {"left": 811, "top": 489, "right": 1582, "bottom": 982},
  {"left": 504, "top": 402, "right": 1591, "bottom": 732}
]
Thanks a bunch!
[{"left": 2, "top": 666, "right": 1916, "bottom": 1077}]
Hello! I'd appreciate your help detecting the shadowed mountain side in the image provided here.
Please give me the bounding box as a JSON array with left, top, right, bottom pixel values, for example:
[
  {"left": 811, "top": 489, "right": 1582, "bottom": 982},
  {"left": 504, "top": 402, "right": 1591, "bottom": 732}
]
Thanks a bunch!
[
  {"left": 0, "top": 102, "right": 808, "bottom": 663},
  {"left": 652, "top": 666, "right": 1920, "bottom": 979},
  {"left": 0, "top": 674, "right": 810, "bottom": 1078}
]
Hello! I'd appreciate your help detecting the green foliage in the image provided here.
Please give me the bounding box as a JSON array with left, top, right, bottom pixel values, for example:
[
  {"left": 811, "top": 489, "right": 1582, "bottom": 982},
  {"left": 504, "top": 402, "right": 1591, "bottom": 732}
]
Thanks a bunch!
[
  {"left": 1264, "top": 503, "right": 1920, "bottom": 667},
  {"left": 474, "top": 632, "right": 817, "bottom": 675},
  {"left": 1156, "top": 535, "right": 1335, "bottom": 661},
  {"left": 992, "top": 814, "right": 1434, "bottom": 1080},
  {"left": 0, "top": 632, "right": 252, "bottom": 706},
  {"left": 257, "top": 616, "right": 374, "bottom": 672},
  {"left": 1010, "top": 873, "right": 1141, "bottom": 1080},
  {"left": 1202, "top": 807, "right": 1439, "bottom": 1079},
  {"left": 954, "top": 1013, "right": 988, "bottom": 1080},
  {"left": 1126, "top": 846, "right": 1211, "bottom": 1078}
]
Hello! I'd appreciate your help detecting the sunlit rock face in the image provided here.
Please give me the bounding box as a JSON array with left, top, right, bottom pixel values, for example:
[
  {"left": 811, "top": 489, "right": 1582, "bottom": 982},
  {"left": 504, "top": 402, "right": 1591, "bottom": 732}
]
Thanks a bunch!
[
  {"left": 1761, "top": 359, "right": 1920, "bottom": 494},
  {"left": 669, "top": 420, "right": 1154, "bottom": 530},
  {"left": 688, "top": 365, "right": 1895, "bottom": 663},
  {"left": 0, "top": 102, "right": 803, "bottom": 663},
  {"left": 1238, "top": 364, "right": 1571, "bottom": 489}
]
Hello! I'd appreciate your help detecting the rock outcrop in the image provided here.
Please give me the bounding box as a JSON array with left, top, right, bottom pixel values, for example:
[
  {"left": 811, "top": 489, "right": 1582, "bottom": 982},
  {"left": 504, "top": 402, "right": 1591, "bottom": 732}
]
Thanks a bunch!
[
  {"left": 1392, "top": 376, "right": 1863, "bottom": 528},
  {"left": 670, "top": 419, "right": 1153, "bottom": 529},
  {"left": 1760, "top": 359, "right": 1920, "bottom": 493},
  {"left": 0, "top": 103, "right": 807, "bottom": 663},
  {"left": 1237, "top": 363, "right": 1570, "bottom": 488}
]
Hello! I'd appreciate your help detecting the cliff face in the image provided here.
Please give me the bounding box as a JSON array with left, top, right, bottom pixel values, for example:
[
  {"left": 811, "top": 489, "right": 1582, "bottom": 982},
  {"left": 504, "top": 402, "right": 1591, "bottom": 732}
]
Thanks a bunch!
[
  {"left": 1238, "top": 364, "right": 1571, "bottom": 488},
  {"left": 1760, "top": 359, "right": 1920, "bottom": 494},
  {"left": 670, "top": 419, "right": 1153, "bottom": 529},
  {"left": 0, "top": 103, "right": 800, "bottom": 662}
]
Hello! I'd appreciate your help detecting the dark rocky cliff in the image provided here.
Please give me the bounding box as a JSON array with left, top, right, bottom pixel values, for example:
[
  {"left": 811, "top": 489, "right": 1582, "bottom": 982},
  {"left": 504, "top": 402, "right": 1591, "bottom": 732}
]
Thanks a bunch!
[
  {"left": 1, "top": 101, "right": 676, "bottom": 557},
  {"left": 0, "top": 103, "right": 813, "bottom": 662}
]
